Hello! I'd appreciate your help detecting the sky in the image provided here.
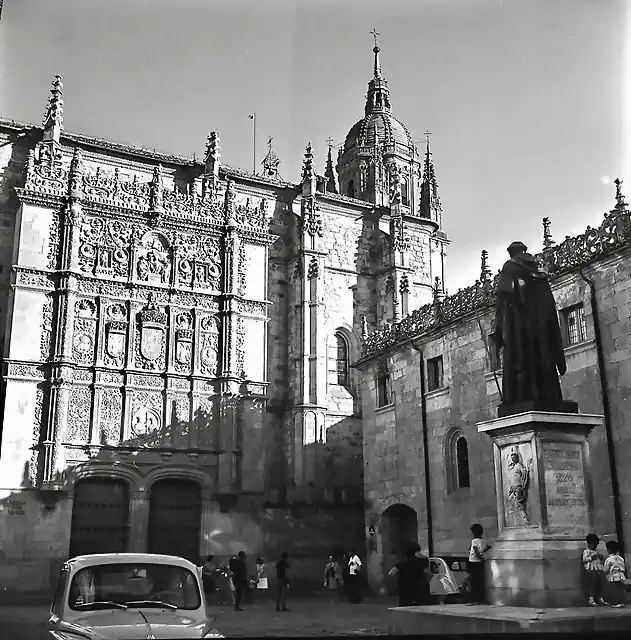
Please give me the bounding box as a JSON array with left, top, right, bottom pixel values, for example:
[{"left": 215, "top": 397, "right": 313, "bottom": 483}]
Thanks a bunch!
[{"left": 0, "top": 0, "right": 628, "bottom": 292}]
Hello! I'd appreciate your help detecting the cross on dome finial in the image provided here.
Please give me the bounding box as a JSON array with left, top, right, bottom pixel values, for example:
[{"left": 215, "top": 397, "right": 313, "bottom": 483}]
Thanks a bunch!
[
  {"left": 370, "top": 28, "right": 380, "bottom": 48},
  {"left": 325, "top": 136, "right": 334, "bottom": 150},
  {"left": 370, "top": 28, "right": 382, "bottom": 78}
]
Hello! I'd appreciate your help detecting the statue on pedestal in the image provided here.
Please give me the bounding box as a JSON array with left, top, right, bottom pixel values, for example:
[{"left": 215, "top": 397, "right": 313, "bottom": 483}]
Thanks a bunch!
[{"left": 495, "top": 241, "right": 577, "bottom": 417}]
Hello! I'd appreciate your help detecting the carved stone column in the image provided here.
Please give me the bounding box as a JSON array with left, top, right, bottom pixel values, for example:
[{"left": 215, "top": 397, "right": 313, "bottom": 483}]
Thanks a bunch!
[
  {"left": 128, "top": 490, "right": 150, "bottom": 553},
  {"left": 477, "top": 411, "right": 603, "bottom": 607},
  {"left": 41, "top": 375, "right": 71, "bottom": 485},
  {"left": 221, "top": 230, "right": 240, "bottom": 378}
]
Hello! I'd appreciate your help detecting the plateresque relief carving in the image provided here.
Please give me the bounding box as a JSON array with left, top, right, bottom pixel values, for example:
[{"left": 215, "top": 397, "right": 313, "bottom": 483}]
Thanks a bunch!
[
  {"left": 198, "top": 315, "right": 220, "bottom": 376},
  {"left": 79, "top": 216, "right": 133, "bottom": 278},
  {"left": 174, "top": 311, "right": 193, "bottom": 372},
  {"left": 104, "top": 303, "right": 128, "bottom": 367},
  {"left": 135, "top": 294, "right": 167, "bottom": 371},
  {"left": 175, "top": 233, "right": 222, "bottom": 290},
  {"left": 73, "top": 299, "right": 97, "bottom": 365},
  {"left": 136, "top": 232, "right": 171, "bottom": 284}
]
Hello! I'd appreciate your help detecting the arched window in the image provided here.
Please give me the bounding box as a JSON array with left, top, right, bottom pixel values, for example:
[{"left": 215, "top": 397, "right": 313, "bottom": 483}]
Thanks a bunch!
[
  {"left": 347, "top": 179, "right": 355, "bottom": 198},
  {"left": 335, "top": 332, "right": 349, "bottom": 386},
  {"left": 401, "top": 176, "right": 410, "bottom": 207},
  {"left": 446, "top": 430, "right": 470, "bottom": 493}
]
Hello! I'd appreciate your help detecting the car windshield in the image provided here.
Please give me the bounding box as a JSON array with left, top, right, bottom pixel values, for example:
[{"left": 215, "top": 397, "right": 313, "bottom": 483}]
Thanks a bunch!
[{"left": 68, "top": 563, "right": 201, "bottom": 611}]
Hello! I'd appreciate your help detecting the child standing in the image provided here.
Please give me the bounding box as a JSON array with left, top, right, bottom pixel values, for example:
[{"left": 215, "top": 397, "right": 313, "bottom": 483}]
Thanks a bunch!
[
  {"left": 468, "top": 523, "right": 492, "bottom": 604},
  {"left": 582, "top": 534, "right": 605, "bottom": 606},
  {"left": 603, "top": 540, "right": 626, "bottom": 608}
]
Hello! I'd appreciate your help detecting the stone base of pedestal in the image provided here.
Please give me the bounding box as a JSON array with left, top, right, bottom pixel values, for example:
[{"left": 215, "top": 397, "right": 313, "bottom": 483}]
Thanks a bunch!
[
  {"left": 485, "top": 536, "right": 585, "bottom": 607},
  {"left": 497, "top": 400, "right": 579, "bottom": 418},
  {"left": 389, "top": 604, "right": 631, "bottom": 635}
]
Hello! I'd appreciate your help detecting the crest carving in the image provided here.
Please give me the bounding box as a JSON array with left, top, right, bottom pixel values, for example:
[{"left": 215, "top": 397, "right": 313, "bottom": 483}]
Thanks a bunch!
[
  {"left": 105, "top": 304, "right": 127, "bottom": 365},
  {"left": 137, "top": 294, "right": 166, "bottom": 369}
]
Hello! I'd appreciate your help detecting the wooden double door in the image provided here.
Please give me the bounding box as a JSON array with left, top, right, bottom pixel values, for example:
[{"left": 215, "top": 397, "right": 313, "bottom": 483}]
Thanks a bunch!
[{"left": 69, "top": 477, "right": 202, "bottom": 563}]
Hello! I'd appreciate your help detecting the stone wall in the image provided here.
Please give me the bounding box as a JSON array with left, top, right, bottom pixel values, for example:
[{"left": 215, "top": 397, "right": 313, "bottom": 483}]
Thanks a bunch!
[{"left": 359, "top": 243, "right": 631, "bottom": 589}]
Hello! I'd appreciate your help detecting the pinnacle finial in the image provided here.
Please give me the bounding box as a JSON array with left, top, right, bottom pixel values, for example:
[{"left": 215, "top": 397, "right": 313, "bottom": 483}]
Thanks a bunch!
[
  {"left": 324, "top": 138, "right": 337, "bottom": 194},
  {"left": 302, "top": 141, "right": 314, "bottom": 183},
  {"left": 42, "top": 74, "right": 64, "bottom": 144},
  {"left": 204, "top": 131, "right": 221, "bottom": 178},
  {"left": 480, "top": 250, "right": 491, "bottom": 283},
  {"left": 614, "top": 178, "right": 627, "bottom": 211},
  {"left": 370, "top": 28, "right": 382, "bottom": 79},
  {"left": 542, "top": 217, "right": 555, "bottom": 249}
]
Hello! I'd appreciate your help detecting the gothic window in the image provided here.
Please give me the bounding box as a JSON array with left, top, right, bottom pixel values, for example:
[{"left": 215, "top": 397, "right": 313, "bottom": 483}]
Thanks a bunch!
[
  {"left": 401, "top": 176, "right": 410, "bottom": 207},
  {"left": 376, "top": 362, "right": 392, "bottom": 408},
  {"left": 446, "top": 430, "right": 470, "bottom": 493},
  {"left": 426, "top": 355, "right": 444, "bottom": 392},
  {"left": 347, "top": 179, "right": 355, "bottom": 198},
  {"left": 330, "top": 332, "right": 349, "bottom": 386},
  {"left": 562, "top": 304, "right": 587, "bottom": 346}
]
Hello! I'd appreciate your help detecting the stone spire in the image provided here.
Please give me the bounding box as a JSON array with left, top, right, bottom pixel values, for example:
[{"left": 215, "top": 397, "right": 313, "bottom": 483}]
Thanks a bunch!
[
  {"left": 261, "top": 136, "right": 282, "bottom": 180},
  {"left": 419, "top": 132, "right": 442, "bottom": 224},
  {"left": 42, "top": 74, "right": 64, "bottom": 144},
  {"left": 324, "top": 138, "right": 338, "bottom": 194},
  {"left": 480, "top": 249, "right": 491, "bottom": 284},
  {"left": 365, "top": 29, "right": 392, "bottom": 116},
  {"left": 204, "top": 131, "right": 221, "bottom": 178}
]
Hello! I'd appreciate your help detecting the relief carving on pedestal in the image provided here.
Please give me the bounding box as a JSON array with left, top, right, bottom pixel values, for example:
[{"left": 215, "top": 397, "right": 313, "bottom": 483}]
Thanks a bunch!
[
  {"left": 72, "top": 299, "right": 97, "bottom": 365},
  {"left": 136, "top": 232, "right": 171, "bottom": 284},
  {"left": 199, "top": 315, "right": 220, "bottom": 377},
  {"left": 174, "top": 312, "right": 193, "bottom": 372},
  {"left": 136, "top": 294, "right": 167, "bottom": 371},
  {"left": 506, "top": 444, "right": 532, "bottom": 524},
  {"left": 104, "top": 303, "right": 128, "bottom": 367}
]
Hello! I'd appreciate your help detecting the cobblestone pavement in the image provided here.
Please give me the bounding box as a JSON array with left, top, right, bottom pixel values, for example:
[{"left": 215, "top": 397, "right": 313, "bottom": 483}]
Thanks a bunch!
[{"left": 0, "top": 595, "right": 397, "bottom": 638}]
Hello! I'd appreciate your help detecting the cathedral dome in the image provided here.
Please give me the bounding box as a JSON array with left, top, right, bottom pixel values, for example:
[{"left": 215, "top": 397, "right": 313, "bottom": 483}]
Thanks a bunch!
[{"left": 344, "top": 111, "right": 414, "bottom": 153}]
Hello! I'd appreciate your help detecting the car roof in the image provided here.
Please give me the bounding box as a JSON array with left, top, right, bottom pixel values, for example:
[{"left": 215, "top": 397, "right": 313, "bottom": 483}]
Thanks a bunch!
[{"left": 64, "top": 553, "right": 199, "bottom": 572}]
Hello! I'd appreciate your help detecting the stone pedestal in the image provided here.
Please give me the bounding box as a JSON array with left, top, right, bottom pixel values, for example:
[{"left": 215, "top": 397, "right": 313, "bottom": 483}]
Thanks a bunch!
[{"left": 477, "top": 411, "right": 603, "bottom": 608}]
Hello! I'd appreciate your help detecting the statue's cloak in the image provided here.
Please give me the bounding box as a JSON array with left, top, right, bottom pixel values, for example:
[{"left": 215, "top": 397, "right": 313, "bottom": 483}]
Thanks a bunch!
[{"left": 495, "top": 253, "right": 566, "bottom": 406}]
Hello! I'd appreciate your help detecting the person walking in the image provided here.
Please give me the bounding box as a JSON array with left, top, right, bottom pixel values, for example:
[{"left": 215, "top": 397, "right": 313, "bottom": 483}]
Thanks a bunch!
[
  {"left": 229, "top": 551, "right": 248, "bottom": 611},
  {"left": 275, "top": 552, "right": 290, "bottom": 612}
]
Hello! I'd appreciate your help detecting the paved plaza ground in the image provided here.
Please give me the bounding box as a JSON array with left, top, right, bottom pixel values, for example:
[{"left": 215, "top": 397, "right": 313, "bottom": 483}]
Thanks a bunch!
[{"left": 0, "top": 593, "right": 397, "bottom": 638}]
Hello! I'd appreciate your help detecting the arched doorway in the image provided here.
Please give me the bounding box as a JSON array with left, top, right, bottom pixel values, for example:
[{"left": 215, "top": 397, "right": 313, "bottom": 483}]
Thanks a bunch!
[
  {"left": 148, "top": 479, "right": 202, "bottom": 563},
  {"left": 380, "top": 504, "right": 419, "bottom": 594},
  {"left": 69, "top": 478, "right": 130, "bottom": 558}
]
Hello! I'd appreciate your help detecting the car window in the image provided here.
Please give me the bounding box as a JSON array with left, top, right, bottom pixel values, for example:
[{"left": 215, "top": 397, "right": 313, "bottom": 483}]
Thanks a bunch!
[
  {"left": 51, "top": 568, "right": 70, "bottom": 615},
  {"left": 68, "top": 563, "right": 201, "bottom": 611},
  {"left": 450, "top": 561, "right": 462, "bottom": 571}
]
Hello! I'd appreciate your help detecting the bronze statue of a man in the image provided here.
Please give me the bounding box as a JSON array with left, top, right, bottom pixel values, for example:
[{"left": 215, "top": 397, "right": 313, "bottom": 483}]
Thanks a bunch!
[{"left": 495, "top": 241, "right": 576, "bottom": 416}]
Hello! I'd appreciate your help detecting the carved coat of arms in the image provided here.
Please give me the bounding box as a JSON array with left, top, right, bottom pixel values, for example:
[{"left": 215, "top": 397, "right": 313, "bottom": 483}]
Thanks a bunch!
[
  {"left": 139, "top": 296, "right": 166, "bottom": 362},
  {"left": 106, "top": 321, "right": 127, "bottom": 359}
]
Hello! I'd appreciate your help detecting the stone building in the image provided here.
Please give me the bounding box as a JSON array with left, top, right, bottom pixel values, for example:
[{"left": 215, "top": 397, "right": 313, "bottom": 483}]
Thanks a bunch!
[
  {"left": 0, "top": 41, "right": 449, "bottom": 591},
  {"left": 357, "top": 195, "right": 631, "bottom": 590}
]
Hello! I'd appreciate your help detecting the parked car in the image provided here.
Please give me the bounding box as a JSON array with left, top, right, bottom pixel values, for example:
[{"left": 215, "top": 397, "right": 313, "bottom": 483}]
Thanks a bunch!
[
  {"left": 428, "top": 556, "right": 469, "bottom": 604},
  {"left": 48, "top": 553, "right": 224, "bottom": 639}
]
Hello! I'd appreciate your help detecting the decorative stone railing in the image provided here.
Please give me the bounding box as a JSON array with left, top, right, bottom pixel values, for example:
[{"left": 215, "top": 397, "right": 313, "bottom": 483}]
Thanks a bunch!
[{"left": 362, "top": 200, "right": 631, "bottom": 358}]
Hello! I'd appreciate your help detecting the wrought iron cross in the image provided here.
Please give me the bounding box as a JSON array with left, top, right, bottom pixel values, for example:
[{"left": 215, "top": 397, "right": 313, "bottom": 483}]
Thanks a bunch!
[
  {"left": 424, "top": 129, "right": 432, "bottom": 143},
  {"left": 370, "top": 28, "right": 380, "bottom": 47}
]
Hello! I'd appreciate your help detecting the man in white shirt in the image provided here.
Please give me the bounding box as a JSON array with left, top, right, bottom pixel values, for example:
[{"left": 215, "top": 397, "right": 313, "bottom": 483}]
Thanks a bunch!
[{"left": 347, "top": 549, "right": 363, "bottom": 604}]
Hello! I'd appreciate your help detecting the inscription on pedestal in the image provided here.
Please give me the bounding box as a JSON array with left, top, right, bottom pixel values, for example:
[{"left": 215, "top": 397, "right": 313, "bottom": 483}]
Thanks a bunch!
[{"left": 543, "top": 441, "right": 588, "bottom": 527}]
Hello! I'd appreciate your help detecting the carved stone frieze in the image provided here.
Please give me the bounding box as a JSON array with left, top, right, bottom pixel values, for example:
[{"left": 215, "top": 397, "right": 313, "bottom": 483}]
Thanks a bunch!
[
  {"left": 15, "top": 269, "right": 55, "bottom": 290},
  {"left": 66, "top": 386, "right": 92, "bottom": 444},
  {"left": 72, "top": 368, "right": 93, "bottom": 383},
  {"left": 129, "top": 374, "right": 163, "bottom": 389},
  {"left": 193, "top": 379, "right": 216, "bottom": 394},
  {"left": 238, "top": 300, "right": 267, "bottom": 316},
  {"left": 30, "top": 385, "right": 45, "bottom": 485},
  {"left": 7, "top": 363, "right": 46, "bottom": 380},
  {"left": 72, "top": 299, "right": 98, "bottom": 365},
  {"left": 198, "top": 315, "right": 220, "bottom": 377},
  {"left": 98, "top": 388, "right": 123, "bottom": 445},
  {"left": 47, "top": 210, "right": 62, "bottom": 271},
  {"left": 237, "top": 243, "right": 247, "bottom": 296},
  {"left": 175, "top": 233, "right": 222, "bottom": 291},
  {"left": 168, "top": 377, "right": 190, "bottom": 391},
  {"left": 97, "top": 370, "right": 124, "bottom": 385},
  {"left": 79, "top": 216, "right": 134, "bottom": 278}
]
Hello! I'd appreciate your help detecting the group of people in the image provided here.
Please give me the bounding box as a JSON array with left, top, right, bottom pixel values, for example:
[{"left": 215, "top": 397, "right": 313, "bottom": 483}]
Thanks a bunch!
[
  {"left": 323, "top": 549, "right": 364, "bottom": 604},
  {"left": 200, "top": 551, "right": 290, "bottom": 612},
  {"left": 583, "top": 534, "right": 627, "bottom": 607}
]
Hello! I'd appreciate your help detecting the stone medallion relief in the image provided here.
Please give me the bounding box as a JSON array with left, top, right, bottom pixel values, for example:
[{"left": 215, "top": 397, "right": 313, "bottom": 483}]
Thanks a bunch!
[{"left": 72, "top": 299, "right": 97, "bottom": 365}]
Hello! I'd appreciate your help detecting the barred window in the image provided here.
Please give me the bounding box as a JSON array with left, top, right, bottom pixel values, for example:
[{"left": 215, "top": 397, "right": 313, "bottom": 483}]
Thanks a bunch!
[
  {"left": 427, "top": 356, "right": 444, "bottom": 392},
  {"left": 563, "top": 304, "right": 587, "bottom": 346}
]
